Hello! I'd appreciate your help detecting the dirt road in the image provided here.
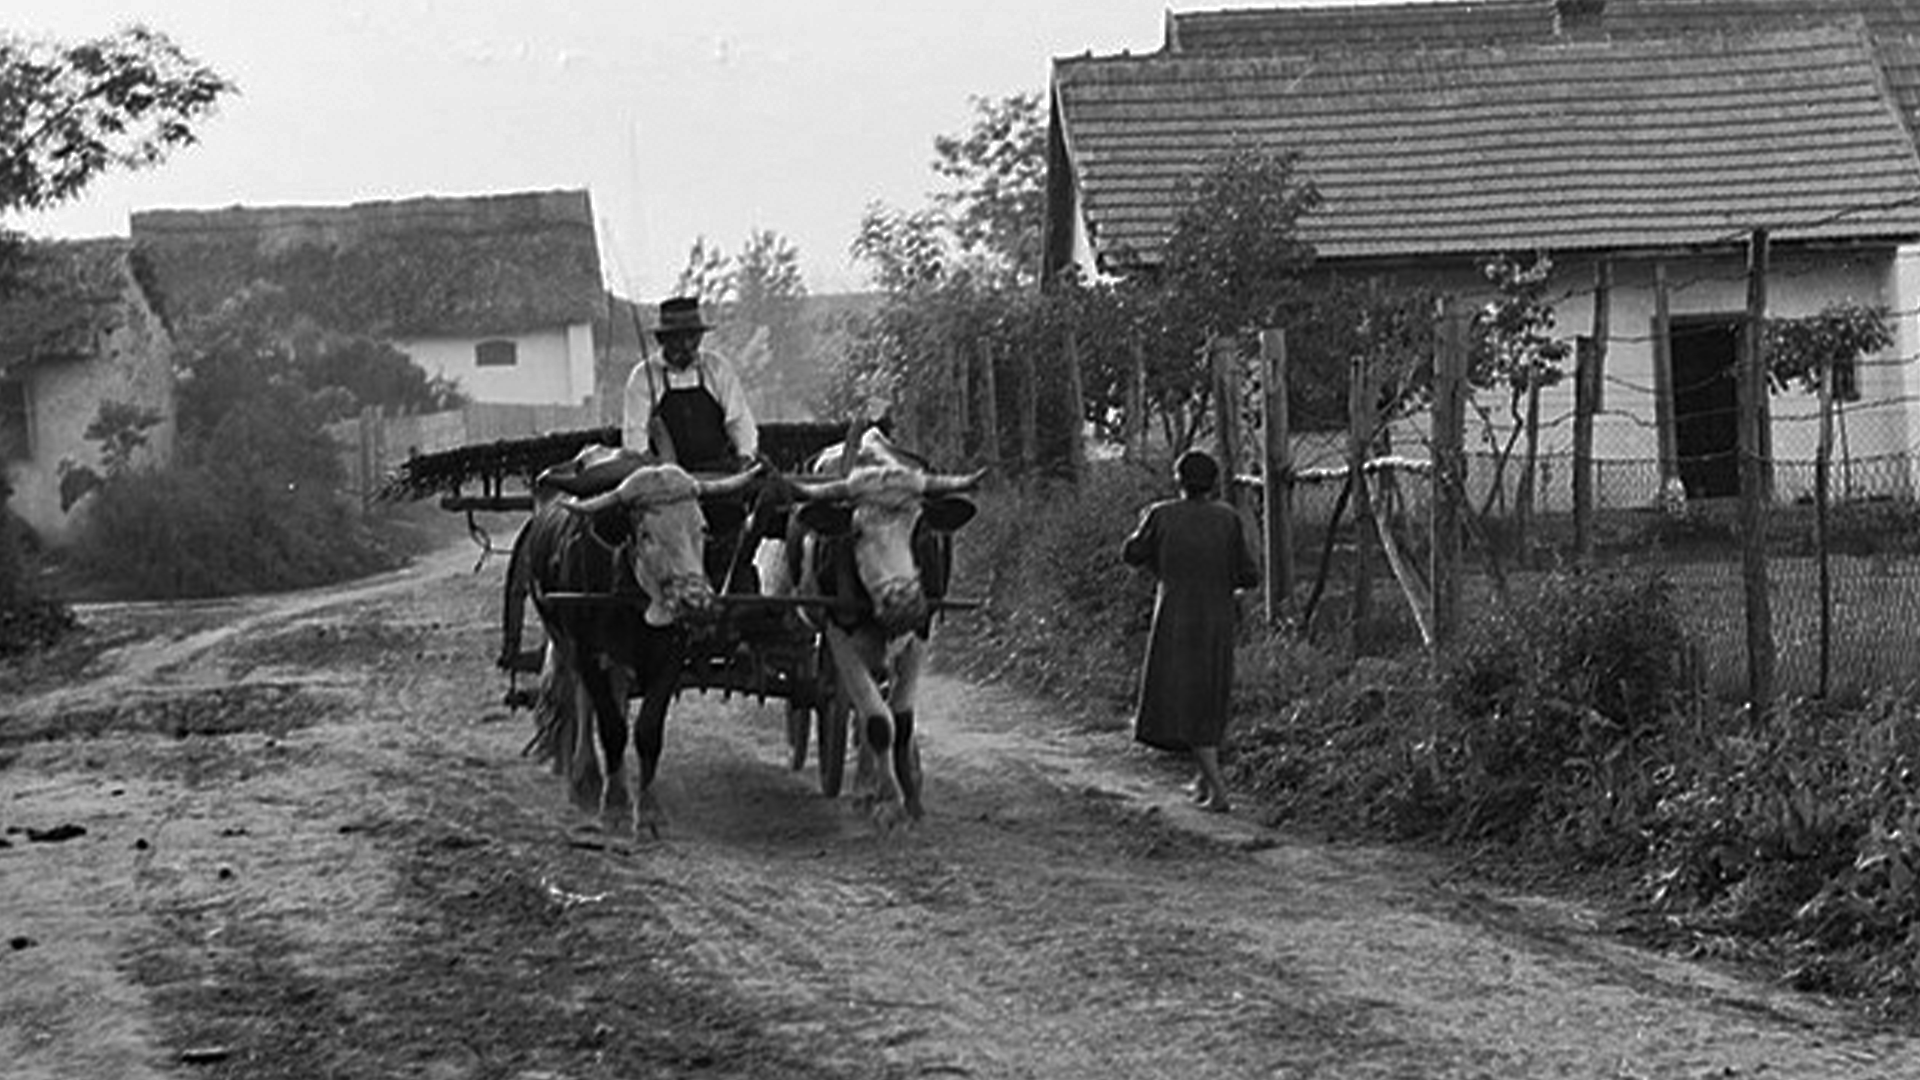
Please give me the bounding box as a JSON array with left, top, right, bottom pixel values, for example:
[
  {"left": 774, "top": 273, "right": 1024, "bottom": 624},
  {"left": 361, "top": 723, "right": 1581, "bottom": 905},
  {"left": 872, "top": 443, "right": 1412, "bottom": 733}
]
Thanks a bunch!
[{"left": 3, "top": 543, "right": 1915, "bottom": 1079}]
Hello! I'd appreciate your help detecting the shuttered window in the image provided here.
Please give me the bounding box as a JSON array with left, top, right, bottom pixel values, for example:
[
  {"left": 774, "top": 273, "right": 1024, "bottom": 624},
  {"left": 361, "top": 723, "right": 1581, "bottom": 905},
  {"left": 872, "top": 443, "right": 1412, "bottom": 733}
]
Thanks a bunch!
[
  {"left": 0, "top": 379, "right": 29, "bottom": 461},
  {"left": 475, "top": 339, "right": 518, "bottom": 367}
]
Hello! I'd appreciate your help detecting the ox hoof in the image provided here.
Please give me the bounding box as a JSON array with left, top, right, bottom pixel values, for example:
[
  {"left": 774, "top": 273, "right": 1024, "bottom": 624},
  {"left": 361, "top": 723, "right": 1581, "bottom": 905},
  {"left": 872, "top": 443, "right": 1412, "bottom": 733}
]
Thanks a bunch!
[
  {"left": 568, "top": 772, "right": 605, "bottom": 816},
  {"left": 870, "top": 801, "right": 913, "bottom": 834},
  {"left": 635, "top": 793, "right": 667, "bottom": 839}
]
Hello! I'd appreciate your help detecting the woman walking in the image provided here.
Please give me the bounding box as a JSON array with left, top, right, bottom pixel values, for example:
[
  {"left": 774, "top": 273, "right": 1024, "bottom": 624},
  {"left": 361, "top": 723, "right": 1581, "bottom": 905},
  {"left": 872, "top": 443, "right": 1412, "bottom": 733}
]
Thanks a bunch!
[{"left": 1122, "top": 450, "right": 1260, "bottom": 812}]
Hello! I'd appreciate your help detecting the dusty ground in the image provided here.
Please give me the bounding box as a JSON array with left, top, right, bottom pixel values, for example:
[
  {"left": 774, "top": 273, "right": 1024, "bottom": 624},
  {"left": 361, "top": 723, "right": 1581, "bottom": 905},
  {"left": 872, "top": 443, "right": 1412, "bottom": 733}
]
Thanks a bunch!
[{"left": 3, "top": 540, "right": 1918, "bottom": 1079}]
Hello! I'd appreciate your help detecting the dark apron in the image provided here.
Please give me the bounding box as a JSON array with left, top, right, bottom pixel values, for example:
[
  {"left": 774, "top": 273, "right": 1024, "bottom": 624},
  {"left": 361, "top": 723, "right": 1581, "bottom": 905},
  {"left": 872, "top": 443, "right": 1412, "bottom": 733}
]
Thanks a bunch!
[
  {"left": 649, "top": 364, "right": 733, "bottom": 471},
  {"left": 649, "top": 364, "right": 747, "bottom": 587}
]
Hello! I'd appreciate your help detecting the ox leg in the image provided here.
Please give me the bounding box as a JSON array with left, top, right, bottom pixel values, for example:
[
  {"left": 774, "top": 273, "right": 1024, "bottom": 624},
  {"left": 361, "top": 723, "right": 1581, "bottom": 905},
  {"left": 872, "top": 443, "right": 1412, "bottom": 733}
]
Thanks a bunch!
[
  {"left": 825, "top": 625, "right": 906, "bottom": 831},
  {"left": 547, "top": 639, "right": 606, "bottom": 814},
  {"left": 889, "top": 639, "right": 927, "bottom": 822},
  {"left": 630, "top": 640, "right": 685, "bottom": 836},
  {"left": 579, "top": 661, "right": 631, "bottom": 830},
  {"left": 630, "top": 683, "right": 671, "bottom": 835}
]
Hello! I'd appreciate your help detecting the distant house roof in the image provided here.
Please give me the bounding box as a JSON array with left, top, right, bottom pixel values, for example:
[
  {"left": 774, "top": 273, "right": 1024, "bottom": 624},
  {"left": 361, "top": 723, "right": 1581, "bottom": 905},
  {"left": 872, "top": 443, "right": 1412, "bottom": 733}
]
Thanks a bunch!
[
  {"left": 0, "top": 239, "right": 141, "bottom": 372},
  {"left": 1165, "top": 0, "right": 1920, "bottom": 136},
  {"left": 1049, "top": 23, "right": 1920, "bottom": 273},
  {"left": 1167, "top": 1, "right": 1558, "bottom": 54},
  {"left": 130, "top": 189, "right": 605, "bottom": 338}
]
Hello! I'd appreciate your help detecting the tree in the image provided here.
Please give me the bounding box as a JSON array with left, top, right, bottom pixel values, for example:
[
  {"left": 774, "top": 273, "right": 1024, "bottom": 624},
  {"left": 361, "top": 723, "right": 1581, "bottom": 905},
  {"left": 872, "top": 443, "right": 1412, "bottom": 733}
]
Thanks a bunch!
[
  {"left": 0, "top": 25, "right": 230, "bottom": 624},
  {"left": 1158, "top": 141, "right": 1321, "bottom": 343},
  {"left": 673, "top": 236, "right": 734, "bottom": 307},
  {"left": 0, "top": 26, "right": 233, "bottom": 216},
  {"left": 730, "top": 228, "right": 810, "bottom": 417},
  {"left": 1464, "top": 253, "right": 1571, "bottom": 520},
  {"left": 932, "top": 92, "right": 1048, "bottom": 287},
  {"left": 666, "top": 230, "right": 814, "bottom": 418}
]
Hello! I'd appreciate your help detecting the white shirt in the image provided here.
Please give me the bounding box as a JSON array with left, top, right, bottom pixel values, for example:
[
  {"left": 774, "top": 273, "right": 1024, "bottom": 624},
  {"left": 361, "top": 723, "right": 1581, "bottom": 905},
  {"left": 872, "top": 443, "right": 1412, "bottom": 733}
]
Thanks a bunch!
[{"left": 621, "top": 349, "right": 759, "bottom": 461}]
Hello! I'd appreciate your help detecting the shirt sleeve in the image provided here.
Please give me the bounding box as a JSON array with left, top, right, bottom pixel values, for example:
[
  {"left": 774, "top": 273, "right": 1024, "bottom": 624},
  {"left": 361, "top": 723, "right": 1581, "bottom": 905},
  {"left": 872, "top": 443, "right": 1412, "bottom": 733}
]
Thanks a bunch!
[
  {"left": 705, "top": 351, "right": 759, "bottom": 459},
  {"left": 621, "top": 362, "right": 655, "bottom": 453},
  {"left": 1120, "top": 504, "right": 1160, "bottom": 571}
]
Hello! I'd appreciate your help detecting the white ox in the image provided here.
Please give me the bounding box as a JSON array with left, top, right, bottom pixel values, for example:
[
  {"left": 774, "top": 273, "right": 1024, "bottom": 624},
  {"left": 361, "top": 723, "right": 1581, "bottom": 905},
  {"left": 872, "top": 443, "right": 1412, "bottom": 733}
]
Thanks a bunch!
[{"left": 763, "top": 429, "right": 982, "bottom": 829}]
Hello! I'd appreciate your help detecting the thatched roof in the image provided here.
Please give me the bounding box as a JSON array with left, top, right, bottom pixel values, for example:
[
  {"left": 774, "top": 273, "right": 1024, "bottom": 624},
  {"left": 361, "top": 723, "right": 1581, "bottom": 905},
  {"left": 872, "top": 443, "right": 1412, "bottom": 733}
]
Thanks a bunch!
[
  {"left": 0, "top": 239, "right": 140, "bottom": 373},
  {"left": 130, "top": 189, "right": 605, "bottom": 338}
]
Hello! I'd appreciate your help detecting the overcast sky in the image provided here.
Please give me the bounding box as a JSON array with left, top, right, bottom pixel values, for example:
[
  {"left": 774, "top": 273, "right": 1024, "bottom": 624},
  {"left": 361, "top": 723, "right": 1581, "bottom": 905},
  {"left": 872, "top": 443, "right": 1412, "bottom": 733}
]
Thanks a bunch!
[{"left": 5, "top": 0, "right": 1419, "bottom": 299}]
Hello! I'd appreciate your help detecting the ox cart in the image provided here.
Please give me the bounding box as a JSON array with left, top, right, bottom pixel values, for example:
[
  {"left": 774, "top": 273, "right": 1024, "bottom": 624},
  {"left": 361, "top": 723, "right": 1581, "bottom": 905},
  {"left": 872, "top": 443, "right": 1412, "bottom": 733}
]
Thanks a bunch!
[{"left": 383, "top": 420, "right": 870, "bottom": 796}]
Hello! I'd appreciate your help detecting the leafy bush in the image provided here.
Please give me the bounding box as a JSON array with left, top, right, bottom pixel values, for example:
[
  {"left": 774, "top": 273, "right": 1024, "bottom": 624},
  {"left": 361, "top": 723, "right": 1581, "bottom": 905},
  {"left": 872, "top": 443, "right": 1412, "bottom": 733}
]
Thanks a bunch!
[
  {"left": 0, "top": 477, "right": 76, "bottom": 654},
  {"left": 944, "top": 461, "right": 1166, "bottom": 707},
  {"left": 66, "top": 388, "right": 397, "bottom": 598},
  {"left": 1647, "top": 696, "right": 1920, "bottom": 1007}
]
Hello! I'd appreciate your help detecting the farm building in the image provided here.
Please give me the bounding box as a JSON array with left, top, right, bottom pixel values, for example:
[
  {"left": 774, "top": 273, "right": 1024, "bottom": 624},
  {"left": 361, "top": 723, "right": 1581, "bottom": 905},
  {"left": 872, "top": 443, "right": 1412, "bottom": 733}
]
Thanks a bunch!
[
  {"left": 1045, "top": 1, "right": 1920, "bottom": 507},
  {"left": 0, "top": 239, "right": 175, "bottom": 546},
  {"left": 132, "top": 188, "right": 606, "bottom": 410}
]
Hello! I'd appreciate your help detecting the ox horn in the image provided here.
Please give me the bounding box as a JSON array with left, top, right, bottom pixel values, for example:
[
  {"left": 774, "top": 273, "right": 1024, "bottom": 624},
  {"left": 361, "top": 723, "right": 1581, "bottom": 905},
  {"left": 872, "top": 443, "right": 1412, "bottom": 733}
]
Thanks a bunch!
[
  {"left": 558, "top": 490, "right": 621, "bottom": 515},
  {"left": 694, "top": 461, "right": 766, "bottom": 498},
  {"left": 787, "top": 475, "right": 851, "bottom": 503},
  {"left": 922, "top": 468, "right": 988, "bottom": 496}
]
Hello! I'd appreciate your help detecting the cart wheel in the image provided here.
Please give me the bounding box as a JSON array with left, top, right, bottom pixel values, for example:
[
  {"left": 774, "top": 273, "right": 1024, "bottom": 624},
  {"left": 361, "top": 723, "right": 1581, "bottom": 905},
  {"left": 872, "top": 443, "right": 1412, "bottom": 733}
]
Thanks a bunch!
[
  {"left": 786, "top": 701, "right": 811, "bottom": 771},
  {"left": 817, "top": 695, "right": 848, "bottom": 798}
]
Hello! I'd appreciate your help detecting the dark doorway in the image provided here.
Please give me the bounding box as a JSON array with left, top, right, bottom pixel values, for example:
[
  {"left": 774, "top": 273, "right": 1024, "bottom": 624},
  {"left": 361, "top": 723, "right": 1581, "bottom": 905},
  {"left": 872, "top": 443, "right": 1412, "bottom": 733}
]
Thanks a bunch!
[{"left": 1669, "top": 317, "right": 1740, "bottom": 499}]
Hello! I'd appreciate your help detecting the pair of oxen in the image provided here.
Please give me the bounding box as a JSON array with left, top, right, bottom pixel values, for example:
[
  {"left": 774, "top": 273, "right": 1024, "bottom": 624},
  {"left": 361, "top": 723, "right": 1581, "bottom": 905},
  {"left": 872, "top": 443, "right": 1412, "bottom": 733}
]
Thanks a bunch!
[{"left": 503, "top": 429, "right": 981, "bottom": 835}]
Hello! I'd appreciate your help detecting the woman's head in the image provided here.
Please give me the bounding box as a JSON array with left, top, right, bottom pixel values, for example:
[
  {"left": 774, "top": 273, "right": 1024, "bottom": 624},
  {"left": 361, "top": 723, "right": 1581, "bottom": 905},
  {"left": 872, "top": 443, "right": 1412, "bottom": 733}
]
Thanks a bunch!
[{"left": 1174, "top": 450, "right": 1219, "bottom": 497}]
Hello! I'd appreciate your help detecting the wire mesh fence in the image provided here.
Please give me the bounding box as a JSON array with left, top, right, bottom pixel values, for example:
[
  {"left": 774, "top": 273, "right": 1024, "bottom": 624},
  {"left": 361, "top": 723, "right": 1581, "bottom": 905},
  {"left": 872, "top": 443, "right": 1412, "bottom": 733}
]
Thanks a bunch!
[{"left": 1277, "top": 429, "right": 1920, "bottom": 703}]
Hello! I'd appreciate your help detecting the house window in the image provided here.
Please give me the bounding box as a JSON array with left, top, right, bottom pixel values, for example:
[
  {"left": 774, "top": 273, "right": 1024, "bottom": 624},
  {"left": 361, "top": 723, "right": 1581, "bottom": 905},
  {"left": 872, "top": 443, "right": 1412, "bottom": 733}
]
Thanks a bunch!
[
  {"left": 0, "top": 380, "right": 29, "bottom": 462},
  {"left": 475, "top": 339, "right": 518, "bottom": 367}
]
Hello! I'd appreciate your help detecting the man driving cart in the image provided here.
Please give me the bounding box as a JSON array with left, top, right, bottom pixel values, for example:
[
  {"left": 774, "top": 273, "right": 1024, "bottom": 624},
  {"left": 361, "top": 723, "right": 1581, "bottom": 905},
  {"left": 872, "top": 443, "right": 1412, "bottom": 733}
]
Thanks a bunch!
[{"left": 623, "top": 296, "right": 766, "bottom": 591}]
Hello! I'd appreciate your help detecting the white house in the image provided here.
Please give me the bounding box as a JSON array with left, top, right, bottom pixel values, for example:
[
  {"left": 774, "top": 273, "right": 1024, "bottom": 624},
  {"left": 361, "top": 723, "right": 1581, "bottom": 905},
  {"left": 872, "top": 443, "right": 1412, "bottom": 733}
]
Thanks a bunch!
[
  {"left": 1045, "top": 1, "right": 1920, "bottom": 507},
  {"left": 131, "top": 189, "right": 604, "bottom": 409},
  {"left": 0, "top": 239, "right": 174, "bottom": 545}
]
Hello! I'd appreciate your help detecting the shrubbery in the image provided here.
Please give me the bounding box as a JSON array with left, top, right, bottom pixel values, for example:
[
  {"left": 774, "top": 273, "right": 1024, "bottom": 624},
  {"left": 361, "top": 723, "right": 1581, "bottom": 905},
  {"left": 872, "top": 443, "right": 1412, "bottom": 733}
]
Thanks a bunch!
[
  {"left": 59, "top": 295, "right": 419, "bottom": 599},
  {"left": 944, "top": 461, "right": 1163, "bottom": 706}
]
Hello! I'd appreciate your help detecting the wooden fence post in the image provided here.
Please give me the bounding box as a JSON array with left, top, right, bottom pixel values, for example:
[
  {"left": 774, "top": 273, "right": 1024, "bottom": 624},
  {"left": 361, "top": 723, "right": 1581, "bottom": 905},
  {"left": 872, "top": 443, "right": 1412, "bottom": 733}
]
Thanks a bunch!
[
  {"left": 1431, "top": 302, "right": 1468, "bottom": 651},
  {"left": 1574, "top": 259, "right": 1609, "bottom": 562},
  {"left": 1739, "top": 229, "right": 1776, "bottom": 714},
  {"left": 951, "top": 342, "right": 969, "bottom": 466},
  {"left": 1211, "top": 336, "right": 1243, "bottom": 510},
  {"left": 1019, "top": 347, "right": 1039, "bottom": 478},
  {"left": 1063, "top": 330, "right": 1088, "bottom": 482},
  {"left": 1347, "top": 354, "right": 1375, "bottom": 633},
  {"left": 1652, "top": 261, "right": 1678, "bottom": 489},
  {"left": 1817, "top": 348, "right": 1833, "bottom": 698},
  {"left": 976, "top": 338, "right": 1001, "bottom": 475},
  {"left": 1127, "top": 340, "right": 1148, "bottom": 460},
  {"left": 356, "top": 404, "right": 379, "bottom": 507},
  {"left": 1261, "top": 329, "right": 1292, "bottom": 624}
]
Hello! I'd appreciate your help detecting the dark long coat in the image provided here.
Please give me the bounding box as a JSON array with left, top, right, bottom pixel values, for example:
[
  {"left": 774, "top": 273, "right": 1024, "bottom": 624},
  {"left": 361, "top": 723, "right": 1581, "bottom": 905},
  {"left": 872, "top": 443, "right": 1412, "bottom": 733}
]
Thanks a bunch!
[{"left": 1122, "top": 495, "right": 1260, "bottom": 752}]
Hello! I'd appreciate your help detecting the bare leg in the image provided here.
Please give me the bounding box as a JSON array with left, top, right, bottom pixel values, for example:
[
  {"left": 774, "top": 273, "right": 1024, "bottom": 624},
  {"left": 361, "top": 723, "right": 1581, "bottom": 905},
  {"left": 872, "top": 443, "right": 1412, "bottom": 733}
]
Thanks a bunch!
[{"left": 1194, "top": 746, "right": 1231, "bottom": 813}]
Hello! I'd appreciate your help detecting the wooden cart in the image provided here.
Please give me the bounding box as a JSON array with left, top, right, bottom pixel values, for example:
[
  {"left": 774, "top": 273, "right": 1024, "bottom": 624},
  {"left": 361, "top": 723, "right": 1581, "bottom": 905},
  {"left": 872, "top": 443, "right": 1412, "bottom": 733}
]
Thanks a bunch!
[{"left": 383, "top": 421, "right": 863, "bottom": 796}]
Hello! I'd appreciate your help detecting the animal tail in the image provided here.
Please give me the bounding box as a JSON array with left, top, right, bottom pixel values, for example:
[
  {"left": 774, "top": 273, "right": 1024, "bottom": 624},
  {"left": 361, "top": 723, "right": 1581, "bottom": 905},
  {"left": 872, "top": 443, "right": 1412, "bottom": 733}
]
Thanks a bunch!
[{"left": 523, "top": 642, "right": 576, "bottom": 778}]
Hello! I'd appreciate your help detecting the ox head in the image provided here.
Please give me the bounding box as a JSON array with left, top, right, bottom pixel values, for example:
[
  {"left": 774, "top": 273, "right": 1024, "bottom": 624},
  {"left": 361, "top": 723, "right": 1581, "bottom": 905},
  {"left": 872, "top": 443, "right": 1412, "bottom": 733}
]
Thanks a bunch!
[
  {"left": 557, "top": 461, "right": 761, "bottom": 626},
  {"left": 788, "top": 435, "right": 983, "bottom": 636}
]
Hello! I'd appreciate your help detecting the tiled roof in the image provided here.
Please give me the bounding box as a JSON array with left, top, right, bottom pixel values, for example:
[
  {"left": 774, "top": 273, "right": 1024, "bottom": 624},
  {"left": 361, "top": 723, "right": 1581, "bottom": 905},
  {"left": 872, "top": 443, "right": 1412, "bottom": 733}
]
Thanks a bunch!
[
  {"left": 1053, "top": 24, "right": 1920, "bottom": 268},
  {"left": 1167, "top": 1, "right": 1920, "bottom": 136},
  {"left": 1168, "top": 1, "right": 1557, "bottom": 53},
  {"left": 130, "top": 189, "right": 604, "bottom": 338}
]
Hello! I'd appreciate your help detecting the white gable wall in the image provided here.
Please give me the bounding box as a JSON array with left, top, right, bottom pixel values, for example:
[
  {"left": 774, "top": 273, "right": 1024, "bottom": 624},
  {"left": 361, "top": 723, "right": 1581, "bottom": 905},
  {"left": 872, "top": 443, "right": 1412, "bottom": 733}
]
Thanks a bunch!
[
  {"left": 7, "top": 297, "right": 176, "bottom": 546},
  {"left": 397, "top": 321, "right": 595, "bottom": 407}
]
